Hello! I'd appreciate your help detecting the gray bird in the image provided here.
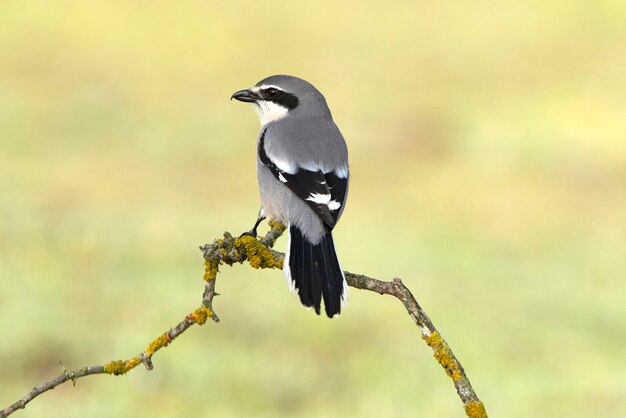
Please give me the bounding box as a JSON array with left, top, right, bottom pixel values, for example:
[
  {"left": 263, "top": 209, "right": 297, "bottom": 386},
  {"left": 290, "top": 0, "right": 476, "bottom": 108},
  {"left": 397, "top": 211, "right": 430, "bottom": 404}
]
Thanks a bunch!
[{"left": 232, "top": 75, "right": 349, "bottom": 318}]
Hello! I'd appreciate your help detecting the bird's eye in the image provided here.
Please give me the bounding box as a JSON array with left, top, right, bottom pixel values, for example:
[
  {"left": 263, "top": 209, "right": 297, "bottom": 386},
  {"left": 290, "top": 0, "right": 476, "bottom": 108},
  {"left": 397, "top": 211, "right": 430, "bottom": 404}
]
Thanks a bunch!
[{"left": 266, "top": 88, "right": 279, "bottom": 97}]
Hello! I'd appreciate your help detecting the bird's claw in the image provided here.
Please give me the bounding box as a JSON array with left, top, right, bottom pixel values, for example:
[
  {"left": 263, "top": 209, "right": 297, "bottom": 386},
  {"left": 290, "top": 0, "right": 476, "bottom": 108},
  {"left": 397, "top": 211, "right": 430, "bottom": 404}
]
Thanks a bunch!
[{"left": 238, "top": 229, "right": 258, "bottom": 240}]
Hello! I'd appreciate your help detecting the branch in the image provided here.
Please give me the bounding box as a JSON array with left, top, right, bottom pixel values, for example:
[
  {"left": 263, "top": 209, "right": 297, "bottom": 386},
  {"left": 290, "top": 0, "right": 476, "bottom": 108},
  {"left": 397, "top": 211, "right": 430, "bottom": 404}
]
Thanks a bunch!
[
  {"left": 344, "top": 273, "right": 487, "bottom": 417},
  {"left": 1, "top": 221, "right": 487, "bottom": 418},
  {"left": 0, "top": 233, "right": 223, "bottom": 418},
  {"left": 199, "top": 221, "right": 487, "bottom": 418}
]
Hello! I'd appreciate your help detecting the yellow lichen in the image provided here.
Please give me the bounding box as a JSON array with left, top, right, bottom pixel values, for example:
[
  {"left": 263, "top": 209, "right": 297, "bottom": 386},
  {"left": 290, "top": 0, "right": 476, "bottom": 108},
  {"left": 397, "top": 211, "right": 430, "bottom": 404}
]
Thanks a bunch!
[
  {"left": 234, "top": 235, "right": 281, "bottom": 270},
  {"left": 203, "top": 259, "right": 219, "bottom": 281},
  {"left": 268, "top": 219, "right": 286, "bottom": 233},
  {"left": 423, "top": 331, "right": 463, "bottom": 382},
  {"left": 103, "top": 356, "right": 141, "bottom": 376},
  {"left": 146, "top": 333, "right": 171, "bottom": 356},
  {"left": 103, "top": 360, "right": 125, "bottom": 375},
  {"left": 464, "top": 401, "right": 488, "bottom": 418},
  {"left": 192, "top": 305, "right": 212, "bottom": 325},
  {"left": 124, "top": 356, "right": 141, "bottom": 370}
]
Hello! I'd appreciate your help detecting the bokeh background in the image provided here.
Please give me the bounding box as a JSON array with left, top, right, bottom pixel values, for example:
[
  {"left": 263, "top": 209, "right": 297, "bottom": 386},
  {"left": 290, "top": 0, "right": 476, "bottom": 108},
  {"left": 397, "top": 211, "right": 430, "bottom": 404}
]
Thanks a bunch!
[{"left": 1, "top": 1, "right": 625, "bottom": 417}]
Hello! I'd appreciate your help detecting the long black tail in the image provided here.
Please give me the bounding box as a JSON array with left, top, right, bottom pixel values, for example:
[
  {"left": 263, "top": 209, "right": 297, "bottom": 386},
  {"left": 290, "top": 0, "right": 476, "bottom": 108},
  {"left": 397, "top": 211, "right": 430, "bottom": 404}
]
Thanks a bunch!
[{"left": 286, "top": 225, "right": 346, "bottom": 318}]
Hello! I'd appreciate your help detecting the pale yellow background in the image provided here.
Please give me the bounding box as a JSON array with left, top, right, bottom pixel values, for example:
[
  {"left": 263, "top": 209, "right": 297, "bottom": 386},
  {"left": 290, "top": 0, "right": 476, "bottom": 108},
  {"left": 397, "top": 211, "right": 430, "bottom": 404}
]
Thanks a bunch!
[{"left": 1, "top": 1, "right": 625, "bottom": 417}]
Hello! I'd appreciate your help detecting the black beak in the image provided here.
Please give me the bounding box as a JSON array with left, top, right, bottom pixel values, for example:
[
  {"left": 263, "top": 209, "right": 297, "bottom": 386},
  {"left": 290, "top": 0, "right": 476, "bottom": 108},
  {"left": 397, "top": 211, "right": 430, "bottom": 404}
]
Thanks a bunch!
[{"left": 231, "top": 89, "right": 260, "bottom": 103}]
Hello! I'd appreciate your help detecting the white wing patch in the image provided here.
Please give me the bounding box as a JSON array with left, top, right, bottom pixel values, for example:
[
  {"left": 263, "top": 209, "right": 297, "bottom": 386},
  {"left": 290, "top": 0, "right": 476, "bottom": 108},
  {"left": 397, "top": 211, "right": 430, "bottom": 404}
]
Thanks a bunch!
[
  {"left": 328, "top": 200, "right": 341, "bottom": 211},
  {"left": 278, "top": 172, "right": 287, "bottom": 183},
  {"left": 306, "top": 193, "right": 342, "bottom": 211},
  {"left": 306, "top": 193, "right": 332, "bottom": 205}
]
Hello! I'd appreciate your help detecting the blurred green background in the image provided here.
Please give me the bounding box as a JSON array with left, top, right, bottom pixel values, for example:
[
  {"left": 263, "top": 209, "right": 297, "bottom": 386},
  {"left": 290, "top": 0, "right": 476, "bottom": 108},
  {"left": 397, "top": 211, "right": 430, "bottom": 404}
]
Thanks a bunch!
[{"left": 1, "top": 1, "right": 625, "bottom": 417}]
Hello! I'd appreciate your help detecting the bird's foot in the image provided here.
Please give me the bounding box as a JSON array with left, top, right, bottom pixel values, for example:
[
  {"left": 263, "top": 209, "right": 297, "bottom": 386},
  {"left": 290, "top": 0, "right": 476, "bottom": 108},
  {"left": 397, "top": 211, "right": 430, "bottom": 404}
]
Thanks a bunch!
[
  {"left": 239, "top": 214, "right": 266, "bottom": 240},
  {"left": 238, "top": 228, "right": 259, "bottom": 240}
]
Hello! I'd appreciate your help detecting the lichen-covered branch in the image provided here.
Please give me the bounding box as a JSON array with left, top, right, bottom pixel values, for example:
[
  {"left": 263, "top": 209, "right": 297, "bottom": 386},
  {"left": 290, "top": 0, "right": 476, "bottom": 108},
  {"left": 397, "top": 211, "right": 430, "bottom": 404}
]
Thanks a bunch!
[
  {"left": 344, "top": 273, "right": 487, "bottom": 417},
  {"left": 199, "top": 223, "right": 487, "bottom": 418},
  {"left": 0, "top": 303, "right": 212, "bottom": 418},
  {"left": 1, "top": 221, "right": 486, "bottom": 418},
  {"left": 0, "top": 219, "right": 231, "bottom": 418}
]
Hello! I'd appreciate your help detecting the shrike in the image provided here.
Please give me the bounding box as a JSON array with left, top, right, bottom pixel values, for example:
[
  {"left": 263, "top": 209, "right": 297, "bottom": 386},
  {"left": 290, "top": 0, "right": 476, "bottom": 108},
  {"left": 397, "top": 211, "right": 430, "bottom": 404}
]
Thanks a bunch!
[{"left": 232, "top": 75, "right": 349, "bottom": 318}]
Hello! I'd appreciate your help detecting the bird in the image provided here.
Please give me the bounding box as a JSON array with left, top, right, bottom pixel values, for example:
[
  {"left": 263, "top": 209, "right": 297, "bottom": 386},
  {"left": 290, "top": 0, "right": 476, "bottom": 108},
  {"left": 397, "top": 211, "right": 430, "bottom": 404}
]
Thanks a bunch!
[{"left": 231, "top": 75, "right": 349, "bottom": 318}]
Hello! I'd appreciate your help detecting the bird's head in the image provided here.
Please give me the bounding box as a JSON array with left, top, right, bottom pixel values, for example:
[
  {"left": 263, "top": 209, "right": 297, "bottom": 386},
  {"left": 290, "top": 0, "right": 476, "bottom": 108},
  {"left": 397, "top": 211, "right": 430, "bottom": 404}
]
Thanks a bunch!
[{"left": 231, "top": 75, "right": 330, "bottom": 126}]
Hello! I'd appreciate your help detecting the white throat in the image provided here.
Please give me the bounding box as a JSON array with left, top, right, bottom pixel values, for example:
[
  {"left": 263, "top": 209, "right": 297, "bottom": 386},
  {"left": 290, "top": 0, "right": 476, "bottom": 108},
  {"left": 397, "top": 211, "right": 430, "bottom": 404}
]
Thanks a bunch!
[{"left": 254, "top": 101, "right": 289, "bottom": 126}]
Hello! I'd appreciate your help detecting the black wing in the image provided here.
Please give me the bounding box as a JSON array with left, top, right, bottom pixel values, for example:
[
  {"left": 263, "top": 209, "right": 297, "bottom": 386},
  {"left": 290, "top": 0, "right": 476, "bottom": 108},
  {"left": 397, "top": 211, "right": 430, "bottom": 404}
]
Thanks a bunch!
[{"left": 259, "top": 130, "right": 348, "bottom": 229}]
